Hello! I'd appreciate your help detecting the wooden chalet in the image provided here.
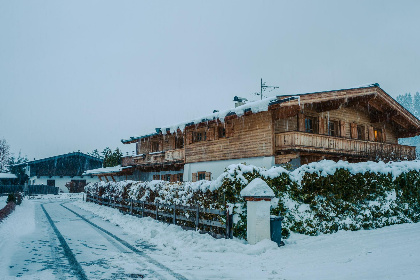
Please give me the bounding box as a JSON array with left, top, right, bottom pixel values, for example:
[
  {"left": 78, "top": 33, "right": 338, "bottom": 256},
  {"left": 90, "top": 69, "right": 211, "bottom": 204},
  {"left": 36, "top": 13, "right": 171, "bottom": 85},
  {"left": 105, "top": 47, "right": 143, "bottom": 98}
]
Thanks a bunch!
[{"left": 120, "top": 84, "right": 420, "bottom": 182}]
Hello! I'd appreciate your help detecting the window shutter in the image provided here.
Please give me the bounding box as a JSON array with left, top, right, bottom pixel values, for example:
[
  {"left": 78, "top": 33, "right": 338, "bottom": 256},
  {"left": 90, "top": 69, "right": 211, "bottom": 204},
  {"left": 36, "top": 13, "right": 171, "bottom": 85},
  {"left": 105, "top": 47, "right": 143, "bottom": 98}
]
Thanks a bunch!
[
  {"left": 205, "top": 172, "right": 211, "bottom": 181},
  {"left": 298, "top": 113, "right": 305, "bottom": 132},
  {"left": 192, "top": 173, "right": 197, "bottom": 182},
  {"left": 382, "top": 128, "right": 386, "bottom": 143},
  {"left": 368, "top": 126, "right": 374, "bottom": 141},
  {"left": 226, "top": 122, "right": 234, "bottom": 138},
  {"left": 207, "top": 127, "right": 215, "bottom": 141},
  {"left": 186, "top": 131, "right": 193, "bottom": 144},
  {"left": 318, "top": 117, "right": 325, "bottom": 134},
  {"left": 340, "top": 121, "right": 346, "bottom": 137},
  {"left": 350, "top": 123, "right": 357, "bottom": 139}
]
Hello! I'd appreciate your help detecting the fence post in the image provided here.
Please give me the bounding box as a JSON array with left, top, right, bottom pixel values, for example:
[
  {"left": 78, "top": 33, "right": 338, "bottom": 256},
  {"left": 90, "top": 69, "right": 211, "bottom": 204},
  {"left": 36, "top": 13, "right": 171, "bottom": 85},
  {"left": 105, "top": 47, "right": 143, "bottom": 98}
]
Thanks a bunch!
[
  {"left": 195, "top": 205, "right": 200, "bottom": 231},
  {"left": 130, "top": 199, "right": 133, "bottom": 214},
  {"left": 156, "top": 202, "right": 159, "bottom": 220},
  {"left": 226, "top": 209, "right": 230, "bottom": 239},
  {"left": 141, "top": 201, "right": 145, "bottom": 218},
  {"left": 240, "top": 178, "right": 274, "bottom": 245},
  {"left": 173, "top": 203, "right": 176, "bottom": 225}
]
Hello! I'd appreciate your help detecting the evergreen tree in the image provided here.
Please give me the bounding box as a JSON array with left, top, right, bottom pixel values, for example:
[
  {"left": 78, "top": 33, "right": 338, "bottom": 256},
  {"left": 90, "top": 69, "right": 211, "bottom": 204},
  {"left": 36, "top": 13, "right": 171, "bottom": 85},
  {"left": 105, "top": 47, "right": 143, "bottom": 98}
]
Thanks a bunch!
[
  {"left": 414, "top": 92, "right": 420, "bottom": 118},
  {"left": 0, "top": 138, "right": 10, "bottom": 172},
  {"left": 88, "top": 149, "right": 103, "bottom": 160},
  {"left": 102, "top": 147, "right": 122, "bottom": 168},
  {"left": 8, "top": 151, "right": 29, "bottom": 185}
]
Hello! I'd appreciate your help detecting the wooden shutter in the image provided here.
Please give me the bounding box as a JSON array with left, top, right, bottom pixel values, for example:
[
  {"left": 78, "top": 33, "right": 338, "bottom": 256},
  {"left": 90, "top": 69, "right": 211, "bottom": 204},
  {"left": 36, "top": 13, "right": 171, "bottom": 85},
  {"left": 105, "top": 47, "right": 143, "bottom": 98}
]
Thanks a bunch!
[
  {"left": 350, "top": 123, "right": 357, "bottom": 139},
  {"left": 205, "top": 172, "right": 211, "bottom": 181},
  {"left": 339, "top": 121, "right": 346, "bottom": 137},
  {"left": 186, "top": 131, "right": 193, "bottom": 144},
  {"left": 207, "top": 127, "right": 215, "bottom": 141},
  {"left": 318, "top": 117, "right": 325, "bottom": 134},
  {"left": 368, "top": 126, "right": 374, "bottom": 141},
  {"left": 226, "top": 121, "right": 234, "bottom": 138},
  {"left": 298, "top": 113, "right": 305, "bottom": 132},
  {"left": 192, "top": 173, "right": 197, "bottom": 182},
  {"left": 382, "top": 128, "right": 386, "bottom": 143}
]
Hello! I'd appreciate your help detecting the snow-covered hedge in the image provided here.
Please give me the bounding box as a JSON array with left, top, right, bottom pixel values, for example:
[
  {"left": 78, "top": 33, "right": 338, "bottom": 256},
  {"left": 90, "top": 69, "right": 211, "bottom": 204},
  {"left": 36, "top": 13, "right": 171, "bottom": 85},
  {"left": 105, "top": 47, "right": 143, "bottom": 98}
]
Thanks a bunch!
[{"left": 85, "top": 160, "right": 420, "bottom": 239}]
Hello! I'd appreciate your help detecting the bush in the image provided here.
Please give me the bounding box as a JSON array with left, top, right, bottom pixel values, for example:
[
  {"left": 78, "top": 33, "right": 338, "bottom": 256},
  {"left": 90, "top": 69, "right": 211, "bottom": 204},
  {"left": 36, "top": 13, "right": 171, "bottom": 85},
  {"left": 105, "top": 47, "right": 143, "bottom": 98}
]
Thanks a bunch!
[{"left": 85, "top": 160, "right": 420, "bottom": 239}]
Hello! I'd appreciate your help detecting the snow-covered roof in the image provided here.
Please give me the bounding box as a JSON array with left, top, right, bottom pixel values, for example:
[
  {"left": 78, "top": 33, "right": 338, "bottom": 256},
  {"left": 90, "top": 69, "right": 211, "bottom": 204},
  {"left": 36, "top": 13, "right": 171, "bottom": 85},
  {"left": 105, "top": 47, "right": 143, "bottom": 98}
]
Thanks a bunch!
[
  {"left": 83, "top": 165, "right": 129, "bottom": 175},
  {"left": 122, "top": 96, "right": 296, "bottom": 143},
  {"left": 240, "top": 178, "right": 275, "bottom": 198},
  {"left": 0, "top": 173, "right": 18, "bottom": 179},
  {"left": 12, "top": 151, "right": 102, "bottom": 167}
]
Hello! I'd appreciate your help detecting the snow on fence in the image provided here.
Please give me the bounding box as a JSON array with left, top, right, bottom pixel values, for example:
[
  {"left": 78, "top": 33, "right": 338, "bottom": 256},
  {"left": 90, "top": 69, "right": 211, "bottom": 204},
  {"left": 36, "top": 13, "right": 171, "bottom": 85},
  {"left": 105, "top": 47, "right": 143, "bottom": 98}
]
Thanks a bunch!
[
  {"left": 86, "top": 193, "right": 233, "bottom": 239},
  {"left": 0, "top": 185, "right": 24, "bottom": 194}
]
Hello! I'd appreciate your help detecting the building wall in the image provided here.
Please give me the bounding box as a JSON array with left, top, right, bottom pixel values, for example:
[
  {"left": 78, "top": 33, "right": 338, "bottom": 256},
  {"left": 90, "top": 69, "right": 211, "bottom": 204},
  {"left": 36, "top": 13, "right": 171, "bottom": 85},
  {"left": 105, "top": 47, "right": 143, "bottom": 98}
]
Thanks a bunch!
[
  {"left": 28, "top": 176, "right": 99, "bottom": 193},
  {"left": 183, "top": 156, "right": 276, "bottom": 181},
  {"left": 184, "top": 111, "right": 274, "bottom": 164}
]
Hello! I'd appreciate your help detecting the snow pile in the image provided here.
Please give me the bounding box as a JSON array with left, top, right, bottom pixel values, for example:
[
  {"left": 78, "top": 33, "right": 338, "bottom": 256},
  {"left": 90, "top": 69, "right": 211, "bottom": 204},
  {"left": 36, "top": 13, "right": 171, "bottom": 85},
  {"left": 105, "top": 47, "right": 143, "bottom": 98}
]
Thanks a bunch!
[
  {"left": 291, "top": 160, "right": 420, "bottom": 184},
  {"left": 240, "top": 178, "right": 274, "bottom": 197}
]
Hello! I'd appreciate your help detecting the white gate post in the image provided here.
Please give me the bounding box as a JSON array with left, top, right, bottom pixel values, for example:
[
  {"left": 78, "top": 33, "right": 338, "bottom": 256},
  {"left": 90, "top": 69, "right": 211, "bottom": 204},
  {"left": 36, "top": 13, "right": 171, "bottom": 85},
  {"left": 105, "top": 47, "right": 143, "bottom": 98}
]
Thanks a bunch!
[{"left": 240, "top": 178, "right": 274, "bottom": 245}]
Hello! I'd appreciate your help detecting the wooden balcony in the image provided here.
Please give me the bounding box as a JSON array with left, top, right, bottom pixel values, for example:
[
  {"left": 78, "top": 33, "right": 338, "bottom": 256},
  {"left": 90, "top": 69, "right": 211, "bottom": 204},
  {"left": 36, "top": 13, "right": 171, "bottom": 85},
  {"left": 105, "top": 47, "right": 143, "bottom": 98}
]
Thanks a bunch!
[
  {"left": 275, "top": 131, "right": 416, "bottom": 161},
  {"left": 121, "top": 149, "right": 185, "bottom": 167}
]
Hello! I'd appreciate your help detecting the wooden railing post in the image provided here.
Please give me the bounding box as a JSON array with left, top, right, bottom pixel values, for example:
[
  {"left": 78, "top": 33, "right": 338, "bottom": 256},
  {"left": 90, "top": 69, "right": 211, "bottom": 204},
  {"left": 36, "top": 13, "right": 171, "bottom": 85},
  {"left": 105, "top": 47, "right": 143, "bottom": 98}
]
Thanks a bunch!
[
  {"left": 156, "top": 202, "right": 159, "bottom": 220},
  {"left": 173, "top": 203, "right": 176, "bottom": 225},
  {"left": 195, "top": 205, "right": 200, "bottom": 231}
]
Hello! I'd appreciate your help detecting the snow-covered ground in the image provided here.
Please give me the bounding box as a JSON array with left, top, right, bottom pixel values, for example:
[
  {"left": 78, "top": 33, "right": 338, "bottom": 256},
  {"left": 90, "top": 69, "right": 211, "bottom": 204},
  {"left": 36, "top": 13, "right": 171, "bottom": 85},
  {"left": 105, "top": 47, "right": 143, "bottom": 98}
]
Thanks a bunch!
[
  {"left": 0, "top": 195, "right": 7, "bottom": 208},
  {"left": 1, "top": 195, "right": 420, "bottom": 279}
]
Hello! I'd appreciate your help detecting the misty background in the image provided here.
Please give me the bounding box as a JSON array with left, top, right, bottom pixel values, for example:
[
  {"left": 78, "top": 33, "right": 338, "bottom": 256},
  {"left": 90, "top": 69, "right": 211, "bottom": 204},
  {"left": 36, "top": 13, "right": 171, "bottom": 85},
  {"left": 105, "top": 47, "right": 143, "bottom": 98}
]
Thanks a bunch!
[{"left": 1, "top": 0, "right": 420, "bottom": 161}]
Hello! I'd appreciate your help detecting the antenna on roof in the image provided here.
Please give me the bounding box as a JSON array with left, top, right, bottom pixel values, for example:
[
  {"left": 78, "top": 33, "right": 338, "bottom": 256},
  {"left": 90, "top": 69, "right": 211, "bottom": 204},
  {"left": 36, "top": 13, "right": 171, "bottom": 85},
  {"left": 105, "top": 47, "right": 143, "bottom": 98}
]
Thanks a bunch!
[{"left": 254, "top": 78, "right": 279, "bottom": 100}]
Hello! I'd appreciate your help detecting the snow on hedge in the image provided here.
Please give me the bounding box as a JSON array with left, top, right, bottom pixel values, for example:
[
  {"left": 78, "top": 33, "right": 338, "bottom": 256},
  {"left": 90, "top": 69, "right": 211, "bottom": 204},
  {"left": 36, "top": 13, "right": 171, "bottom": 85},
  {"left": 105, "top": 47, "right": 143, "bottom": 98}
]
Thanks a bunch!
[{"left": 85, "top": 159, "right": 420, "bottom": 238}]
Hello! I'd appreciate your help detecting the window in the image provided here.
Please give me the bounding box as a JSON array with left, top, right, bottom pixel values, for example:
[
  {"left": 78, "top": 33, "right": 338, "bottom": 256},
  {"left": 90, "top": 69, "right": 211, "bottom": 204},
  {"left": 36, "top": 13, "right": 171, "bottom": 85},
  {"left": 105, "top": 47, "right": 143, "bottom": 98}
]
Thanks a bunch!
[
  {"left": 151, "top": 142, "right": 160, "bottom": 152},
  {"left": 153, "top": 174, "right": 161, "bottom": 180},
  {"left": 164, "top": 174, "right": 171, "bottom": 182},
  {"left": 193, "top": 130, "right": 207, "bottom": 142},
  {"left": 357, "top": 125, "right": 365, "bottom": 140},
  {"left": 328, "top": 121, "right": 338, "bottom": 136},
  {"left": 47, "top": 180, "right": 55, "bottom": 187},
  {"left": 175, "top": 136, "right": 184, "bottom": 149},
  {"left": 197, "top": 171, "right": 206, "bottom": 181},
  {"left": 218, "top": 127, "right": 226, "bottom": 138},
  {"left": 177, "top": 173, "right": 183, "bottom": 182},
  {"left": 305, "top": 117, "right": 317, "bottom": 133}
]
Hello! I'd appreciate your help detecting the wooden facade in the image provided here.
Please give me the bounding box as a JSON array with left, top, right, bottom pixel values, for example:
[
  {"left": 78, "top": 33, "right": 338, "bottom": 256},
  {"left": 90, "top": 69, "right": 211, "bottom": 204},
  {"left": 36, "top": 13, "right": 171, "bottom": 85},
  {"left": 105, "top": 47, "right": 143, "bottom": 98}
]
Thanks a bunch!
[{"left": 121, "top": 85, "right": 420, "bottom": 181}]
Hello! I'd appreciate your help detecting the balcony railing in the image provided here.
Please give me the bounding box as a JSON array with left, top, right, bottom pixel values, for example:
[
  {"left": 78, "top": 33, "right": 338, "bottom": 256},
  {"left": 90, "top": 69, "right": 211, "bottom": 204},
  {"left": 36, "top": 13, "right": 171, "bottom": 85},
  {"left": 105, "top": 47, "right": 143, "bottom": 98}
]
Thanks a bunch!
[
  {"left": 121, "top": 149, "right": 185, "bottom": 167},
  {"left": 275, "top": 131, "right": 416, "bottom": 161}
]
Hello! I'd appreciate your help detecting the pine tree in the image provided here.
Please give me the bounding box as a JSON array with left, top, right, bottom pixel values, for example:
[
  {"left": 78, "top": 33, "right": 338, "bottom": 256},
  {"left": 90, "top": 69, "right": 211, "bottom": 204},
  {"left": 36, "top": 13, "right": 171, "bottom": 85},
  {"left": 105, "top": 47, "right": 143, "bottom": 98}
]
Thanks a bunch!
[
  {"left": 414, "top": 92, "right": 420, "bottom": 118},
  {"left": 0, "top": 138, "right": 10, "bottom": 172}
]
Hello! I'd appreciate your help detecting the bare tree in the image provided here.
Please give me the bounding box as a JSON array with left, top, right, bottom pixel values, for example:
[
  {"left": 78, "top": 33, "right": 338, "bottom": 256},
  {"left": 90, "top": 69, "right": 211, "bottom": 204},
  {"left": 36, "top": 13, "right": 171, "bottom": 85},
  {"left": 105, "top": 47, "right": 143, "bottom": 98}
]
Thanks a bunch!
[{"left": 0, "top": 138, "right": 10, "bottom": 172}]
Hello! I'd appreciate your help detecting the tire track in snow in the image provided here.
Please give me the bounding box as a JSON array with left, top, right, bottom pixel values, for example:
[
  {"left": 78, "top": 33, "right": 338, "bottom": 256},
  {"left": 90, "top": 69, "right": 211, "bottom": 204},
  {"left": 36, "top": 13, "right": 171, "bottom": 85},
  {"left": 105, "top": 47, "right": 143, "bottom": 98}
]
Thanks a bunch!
[
  {"left": 41, "top": 204, "right": 88, "bottom": 280},
  {"left": 61, "top": 203, "right": 188, "bottom": 280}
]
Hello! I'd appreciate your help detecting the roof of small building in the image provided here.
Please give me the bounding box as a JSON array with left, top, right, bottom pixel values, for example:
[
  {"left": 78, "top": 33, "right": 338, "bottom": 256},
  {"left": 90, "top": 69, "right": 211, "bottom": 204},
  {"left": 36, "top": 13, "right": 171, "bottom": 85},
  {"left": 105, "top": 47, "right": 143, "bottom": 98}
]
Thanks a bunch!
[
  {"left": 12, "top": 152, "right": 103, "bottom": 167},
  {"left": 83, "top": 165, "right": 131, "bottom": 175},
  {"left": 0, "top": 173, "right": 18, "bottom": 179}
]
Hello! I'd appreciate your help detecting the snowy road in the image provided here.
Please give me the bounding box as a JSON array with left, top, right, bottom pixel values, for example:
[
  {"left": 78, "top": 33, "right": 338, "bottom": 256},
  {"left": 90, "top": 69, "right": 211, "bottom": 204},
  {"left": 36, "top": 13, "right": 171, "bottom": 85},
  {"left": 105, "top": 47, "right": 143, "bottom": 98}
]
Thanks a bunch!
[
  {"left": 1, "top": 198, "right": 188, "bottom": 279},
  {"left": 1, "top": 196, "right": 420, "bottom": 279}
]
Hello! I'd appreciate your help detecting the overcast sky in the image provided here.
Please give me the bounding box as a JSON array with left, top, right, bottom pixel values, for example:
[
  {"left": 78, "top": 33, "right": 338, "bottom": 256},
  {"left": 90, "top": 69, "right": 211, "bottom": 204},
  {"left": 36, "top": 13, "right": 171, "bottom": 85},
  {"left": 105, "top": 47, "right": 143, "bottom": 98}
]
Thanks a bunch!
[{"left": 1, "top": 0, "right": 420, "bottom": 161}]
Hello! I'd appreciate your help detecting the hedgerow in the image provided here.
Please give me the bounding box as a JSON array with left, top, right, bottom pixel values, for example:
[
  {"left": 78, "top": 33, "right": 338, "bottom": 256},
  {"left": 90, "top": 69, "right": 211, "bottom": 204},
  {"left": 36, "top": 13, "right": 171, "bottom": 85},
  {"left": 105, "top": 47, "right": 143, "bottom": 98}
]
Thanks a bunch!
[{"left": 85, "top": 160, "right": 420, "bottom": 240}]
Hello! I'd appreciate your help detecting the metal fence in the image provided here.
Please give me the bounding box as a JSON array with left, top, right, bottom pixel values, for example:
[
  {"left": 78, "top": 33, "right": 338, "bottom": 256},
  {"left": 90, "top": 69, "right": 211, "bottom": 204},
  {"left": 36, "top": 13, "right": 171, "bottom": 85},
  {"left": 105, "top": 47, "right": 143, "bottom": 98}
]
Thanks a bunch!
[
  {"left": 0, "top": 185, "right": 59, "bottom": 195},
  {"left": 86, "top": 194, "right": 233, "bottom": 239}
]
